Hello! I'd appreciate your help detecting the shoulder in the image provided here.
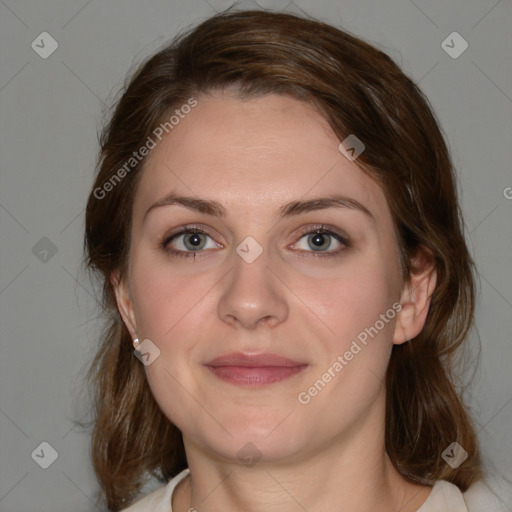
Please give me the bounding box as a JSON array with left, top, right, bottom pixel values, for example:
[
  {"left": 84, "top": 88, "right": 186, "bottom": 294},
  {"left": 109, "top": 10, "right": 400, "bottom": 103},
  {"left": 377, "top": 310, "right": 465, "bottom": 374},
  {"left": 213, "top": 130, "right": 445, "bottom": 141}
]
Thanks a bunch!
[
  {"left": 417, "top": 474, "right": 512, "bottom": 512},
  {"left": 120, "top": 468, "right": 190, "bottom": 512},
  {"left": 120, "top": 486, "right": 168, "bottom": 512},
  {"left": 119, "top": 470, "right": 512, "bottom": 512},
  {"left": 462, "top": 473, "right": 512, "bottom": 512}
]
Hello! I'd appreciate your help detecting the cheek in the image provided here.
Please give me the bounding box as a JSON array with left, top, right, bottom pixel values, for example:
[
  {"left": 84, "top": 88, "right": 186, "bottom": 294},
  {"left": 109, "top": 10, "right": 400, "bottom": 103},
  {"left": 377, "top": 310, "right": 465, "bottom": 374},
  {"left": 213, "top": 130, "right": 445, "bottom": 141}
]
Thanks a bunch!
[
  {"left": 293, "top": 255, "right": 399, "bottom": 348},
  {"left": 298, "top": 258, "right": 398, "bottom": 403},
  {"left": 129, "top": 261, "right": 213, "bottom": 429},
  {"left": 129, "top": 251, "right": 207, "bottom": 341},
  {"left": 130, "top": 239, "right": 400, "bottom": 358},
  {"left": 297, "top": 271, "right": 396, "bottom": 422}
]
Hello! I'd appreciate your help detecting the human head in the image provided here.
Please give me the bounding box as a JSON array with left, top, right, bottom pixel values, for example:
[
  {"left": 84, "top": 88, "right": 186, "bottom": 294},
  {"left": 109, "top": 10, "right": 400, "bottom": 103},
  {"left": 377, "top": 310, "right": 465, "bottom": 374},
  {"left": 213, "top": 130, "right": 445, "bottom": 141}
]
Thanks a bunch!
[{"left": 84, "top": 9, "right": 480, "bottom": 510}]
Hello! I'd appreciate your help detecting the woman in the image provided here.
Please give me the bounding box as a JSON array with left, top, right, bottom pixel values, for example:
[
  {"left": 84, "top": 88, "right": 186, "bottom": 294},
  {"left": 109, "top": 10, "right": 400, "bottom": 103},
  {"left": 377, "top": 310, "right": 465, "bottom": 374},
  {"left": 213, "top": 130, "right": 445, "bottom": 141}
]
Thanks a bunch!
[{"left": 84, "top": 9, "right": 510, "bottom": 512}]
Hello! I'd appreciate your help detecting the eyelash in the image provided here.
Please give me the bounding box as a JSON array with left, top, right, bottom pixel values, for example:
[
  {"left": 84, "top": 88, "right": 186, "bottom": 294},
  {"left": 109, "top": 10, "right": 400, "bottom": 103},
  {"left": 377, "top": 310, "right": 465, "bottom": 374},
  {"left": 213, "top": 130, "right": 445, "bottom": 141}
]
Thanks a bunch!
[{"left": 160, "top": 224, "right": 350, "bottom": 260}]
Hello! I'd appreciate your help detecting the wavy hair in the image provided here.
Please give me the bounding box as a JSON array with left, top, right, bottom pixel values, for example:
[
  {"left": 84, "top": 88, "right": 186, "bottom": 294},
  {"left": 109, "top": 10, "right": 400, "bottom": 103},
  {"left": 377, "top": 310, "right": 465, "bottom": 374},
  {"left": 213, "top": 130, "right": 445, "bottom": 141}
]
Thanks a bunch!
[{"left": 83, "top": 9, "right": 481, "bottom": 510}]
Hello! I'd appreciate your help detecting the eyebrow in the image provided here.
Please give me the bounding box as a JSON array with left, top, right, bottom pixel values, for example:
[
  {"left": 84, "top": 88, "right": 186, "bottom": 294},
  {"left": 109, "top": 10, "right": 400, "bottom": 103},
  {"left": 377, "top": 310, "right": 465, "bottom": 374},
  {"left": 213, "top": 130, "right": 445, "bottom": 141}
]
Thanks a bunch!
[{"left": 143, "top": 192, "right": 375, "bottom": 223}]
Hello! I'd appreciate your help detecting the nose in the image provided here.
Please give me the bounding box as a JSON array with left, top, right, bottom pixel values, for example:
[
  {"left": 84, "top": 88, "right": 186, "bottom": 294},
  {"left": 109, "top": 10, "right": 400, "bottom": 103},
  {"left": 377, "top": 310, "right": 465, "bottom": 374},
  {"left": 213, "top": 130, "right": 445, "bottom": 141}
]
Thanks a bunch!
[{"left": 217, "top": 246, "right": 289, "bottom": 330}]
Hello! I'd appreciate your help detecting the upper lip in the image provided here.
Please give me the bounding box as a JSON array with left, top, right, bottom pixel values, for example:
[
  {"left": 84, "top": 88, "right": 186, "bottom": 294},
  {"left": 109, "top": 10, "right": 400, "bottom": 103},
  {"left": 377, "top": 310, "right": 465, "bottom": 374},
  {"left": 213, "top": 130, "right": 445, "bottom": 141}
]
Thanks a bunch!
[{"left": 205, "top": 352, "right": 307, "bottom": 367}]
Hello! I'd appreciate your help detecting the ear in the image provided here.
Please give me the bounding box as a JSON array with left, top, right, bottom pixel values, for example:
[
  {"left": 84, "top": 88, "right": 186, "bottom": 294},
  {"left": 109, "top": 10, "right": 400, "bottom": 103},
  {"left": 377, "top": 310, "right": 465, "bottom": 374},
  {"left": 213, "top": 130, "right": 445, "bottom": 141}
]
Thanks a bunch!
[
  {"left": 394, "top": 247, "right": 437, "bottom": 345},
  {"left": 110, "top": 269, "right": 138, "bottom": 341}
]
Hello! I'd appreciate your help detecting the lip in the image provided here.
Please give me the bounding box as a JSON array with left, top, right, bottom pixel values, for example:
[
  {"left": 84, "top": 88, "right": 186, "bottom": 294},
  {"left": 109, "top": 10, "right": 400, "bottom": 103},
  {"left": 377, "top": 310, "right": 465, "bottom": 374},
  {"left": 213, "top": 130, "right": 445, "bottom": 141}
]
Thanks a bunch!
[
  {"left": 204, "top": 352, "right": 308, "bottom": 387},
  {"left": 206, "top": 352, "right": 306, "bottom": 367}
]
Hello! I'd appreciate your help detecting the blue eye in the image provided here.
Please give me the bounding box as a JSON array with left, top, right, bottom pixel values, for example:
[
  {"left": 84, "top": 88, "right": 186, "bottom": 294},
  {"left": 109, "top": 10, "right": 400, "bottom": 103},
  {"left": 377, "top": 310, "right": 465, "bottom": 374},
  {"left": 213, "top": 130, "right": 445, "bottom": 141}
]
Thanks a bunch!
[
  {"left": 161, "top": 225, "right": 349, "bottom": 259},
  {"left": 162, "top": 228, "right": 219, "bottom": 258},
  {"left": 291, "top": 227, "right": 349, "bottom": 257}
]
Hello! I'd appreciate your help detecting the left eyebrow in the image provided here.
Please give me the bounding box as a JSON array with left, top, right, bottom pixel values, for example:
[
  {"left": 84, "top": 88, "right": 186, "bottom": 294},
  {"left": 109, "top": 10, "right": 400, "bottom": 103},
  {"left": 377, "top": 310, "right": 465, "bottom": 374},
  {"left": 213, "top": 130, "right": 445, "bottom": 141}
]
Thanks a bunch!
[
  {"left": 278, "top": 195, "right": 374, "bottom": 223},
  {"left": 143, "top": 192, "right": 374, "bottom": 223}
]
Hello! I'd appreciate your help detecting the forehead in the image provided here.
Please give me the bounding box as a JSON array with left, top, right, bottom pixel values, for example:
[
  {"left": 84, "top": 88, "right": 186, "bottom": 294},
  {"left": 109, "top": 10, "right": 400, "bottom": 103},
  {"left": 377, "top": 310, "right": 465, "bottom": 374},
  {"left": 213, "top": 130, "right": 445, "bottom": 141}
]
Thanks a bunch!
[{"left": 134, "top": 92, "right": 391, "bottom": 225}]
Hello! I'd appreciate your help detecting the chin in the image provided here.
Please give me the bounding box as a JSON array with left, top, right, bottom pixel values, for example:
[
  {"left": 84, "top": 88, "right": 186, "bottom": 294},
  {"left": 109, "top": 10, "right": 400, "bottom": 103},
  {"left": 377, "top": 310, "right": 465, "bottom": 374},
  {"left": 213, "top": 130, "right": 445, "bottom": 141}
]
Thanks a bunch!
[
  {"left": 205, "top": 433, "right": 304, "bottom": 466},
  {"left": 197, "top": 414, "right": 312, "bottom": 464}
]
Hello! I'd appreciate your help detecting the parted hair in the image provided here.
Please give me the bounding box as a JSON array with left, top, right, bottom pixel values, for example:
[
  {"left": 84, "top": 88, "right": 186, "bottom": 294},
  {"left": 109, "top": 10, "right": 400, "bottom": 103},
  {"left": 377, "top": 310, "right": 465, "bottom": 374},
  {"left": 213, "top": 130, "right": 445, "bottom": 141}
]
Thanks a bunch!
[{"left": 84, "top": 9, "right": 481, "bottom": 511}]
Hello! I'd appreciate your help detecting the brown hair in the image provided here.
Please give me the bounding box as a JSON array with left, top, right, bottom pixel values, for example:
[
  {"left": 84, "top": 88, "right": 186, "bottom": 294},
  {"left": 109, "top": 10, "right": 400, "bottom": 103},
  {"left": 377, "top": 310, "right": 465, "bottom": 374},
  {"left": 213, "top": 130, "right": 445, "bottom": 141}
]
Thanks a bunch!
[{"left": 84, "top": 9, "right": 481, "bottom": 510}]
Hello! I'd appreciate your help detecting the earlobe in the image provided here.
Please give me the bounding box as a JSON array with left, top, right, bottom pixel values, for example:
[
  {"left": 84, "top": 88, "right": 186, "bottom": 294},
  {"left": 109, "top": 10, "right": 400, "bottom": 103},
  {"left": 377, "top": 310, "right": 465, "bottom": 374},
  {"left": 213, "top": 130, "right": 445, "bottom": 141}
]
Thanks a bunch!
[
  {"left": 393, "top": 248, "right": 437, "bottom": 345},
  {"left": 110, "top": 269, "right": 138, "bottom": 340}
]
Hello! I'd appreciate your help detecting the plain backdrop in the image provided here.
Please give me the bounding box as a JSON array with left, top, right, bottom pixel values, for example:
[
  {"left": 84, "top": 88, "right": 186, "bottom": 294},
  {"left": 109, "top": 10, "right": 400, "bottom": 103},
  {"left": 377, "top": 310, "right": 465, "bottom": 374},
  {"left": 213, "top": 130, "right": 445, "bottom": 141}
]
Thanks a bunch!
[{"left": 0, "top": 1, "right": 511, "bottom": 511}]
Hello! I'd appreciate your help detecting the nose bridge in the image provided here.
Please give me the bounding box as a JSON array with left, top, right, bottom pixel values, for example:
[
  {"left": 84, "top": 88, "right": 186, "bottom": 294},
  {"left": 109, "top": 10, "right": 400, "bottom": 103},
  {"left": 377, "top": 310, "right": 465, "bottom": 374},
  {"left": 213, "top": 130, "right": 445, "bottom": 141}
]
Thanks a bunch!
[{"left": 217, "top": 241, "right": 288, "bottom": 329}]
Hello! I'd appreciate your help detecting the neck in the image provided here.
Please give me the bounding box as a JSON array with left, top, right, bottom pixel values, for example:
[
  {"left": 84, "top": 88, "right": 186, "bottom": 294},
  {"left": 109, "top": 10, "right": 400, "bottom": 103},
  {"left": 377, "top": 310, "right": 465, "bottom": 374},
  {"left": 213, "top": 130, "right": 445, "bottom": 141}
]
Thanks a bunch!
[{"left": 173, "top": 391, "right": 432, "bottom": 512}]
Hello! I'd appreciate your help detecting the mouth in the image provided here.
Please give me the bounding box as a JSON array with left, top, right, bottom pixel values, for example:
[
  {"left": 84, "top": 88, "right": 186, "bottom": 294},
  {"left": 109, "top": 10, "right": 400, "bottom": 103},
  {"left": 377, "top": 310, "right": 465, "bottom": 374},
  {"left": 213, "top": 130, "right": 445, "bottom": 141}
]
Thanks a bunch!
[{"left": 204, "top": 352, "right": 308, "bottom": 387}]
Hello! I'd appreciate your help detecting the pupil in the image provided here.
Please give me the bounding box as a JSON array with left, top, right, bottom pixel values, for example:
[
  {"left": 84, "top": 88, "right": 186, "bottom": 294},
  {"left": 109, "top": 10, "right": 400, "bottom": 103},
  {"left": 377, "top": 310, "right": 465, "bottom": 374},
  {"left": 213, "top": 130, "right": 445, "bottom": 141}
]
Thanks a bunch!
[
  {"left": 187, "top": 234, "right": 202, "bottom": 248},
  {"left": 310, "top": 233, "right": 329, "bottom": 250}
]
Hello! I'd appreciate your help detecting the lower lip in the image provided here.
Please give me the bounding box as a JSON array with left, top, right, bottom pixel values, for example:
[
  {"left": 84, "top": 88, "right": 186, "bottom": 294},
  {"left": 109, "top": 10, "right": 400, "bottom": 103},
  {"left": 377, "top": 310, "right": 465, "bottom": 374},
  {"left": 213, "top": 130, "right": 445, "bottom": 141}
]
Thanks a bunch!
[{"left": 205, "top": 365, "right": 307, "bottom": 386}]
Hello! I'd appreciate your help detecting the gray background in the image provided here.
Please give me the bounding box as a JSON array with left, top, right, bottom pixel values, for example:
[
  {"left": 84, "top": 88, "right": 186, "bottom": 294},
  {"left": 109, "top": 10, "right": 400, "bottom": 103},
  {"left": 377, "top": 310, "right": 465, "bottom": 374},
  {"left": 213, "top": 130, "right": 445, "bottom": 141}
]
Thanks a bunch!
[{"left": 0, "top": 0, "right": 511, "bottom": 511}]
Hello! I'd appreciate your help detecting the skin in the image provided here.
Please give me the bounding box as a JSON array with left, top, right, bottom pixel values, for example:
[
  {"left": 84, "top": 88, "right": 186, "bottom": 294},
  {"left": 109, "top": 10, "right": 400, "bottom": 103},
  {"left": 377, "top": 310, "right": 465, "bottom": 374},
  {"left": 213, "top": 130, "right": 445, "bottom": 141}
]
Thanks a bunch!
[{"left": 113, "top": 91, "right": 437, "bottom": 512}]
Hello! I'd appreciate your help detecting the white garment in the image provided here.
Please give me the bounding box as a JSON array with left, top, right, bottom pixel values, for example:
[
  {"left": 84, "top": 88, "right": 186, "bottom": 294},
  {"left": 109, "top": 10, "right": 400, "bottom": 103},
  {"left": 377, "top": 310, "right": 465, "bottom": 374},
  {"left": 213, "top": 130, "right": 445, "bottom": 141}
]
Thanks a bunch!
[{"left": 121, "top": 468, "right": 512, "bottom": 512}]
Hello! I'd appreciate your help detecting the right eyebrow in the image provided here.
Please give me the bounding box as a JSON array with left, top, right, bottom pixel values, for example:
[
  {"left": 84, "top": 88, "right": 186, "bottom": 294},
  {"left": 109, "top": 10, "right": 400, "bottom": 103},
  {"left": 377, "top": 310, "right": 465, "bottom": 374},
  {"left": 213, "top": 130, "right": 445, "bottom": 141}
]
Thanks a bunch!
[
  {"left": 143, "top": 192, "right": 375, "bottom": 224},
  {"left": 144, "top": 193, "right": 226, "bottom": 222}
]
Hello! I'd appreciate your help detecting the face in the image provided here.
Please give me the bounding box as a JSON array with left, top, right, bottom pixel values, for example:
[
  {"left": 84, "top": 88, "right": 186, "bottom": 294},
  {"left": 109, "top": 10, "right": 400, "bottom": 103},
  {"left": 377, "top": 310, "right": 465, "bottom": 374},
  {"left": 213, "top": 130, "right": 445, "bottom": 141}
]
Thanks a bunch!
[{"left": 113, "top": 91, "right": 428, "bottom": 465}]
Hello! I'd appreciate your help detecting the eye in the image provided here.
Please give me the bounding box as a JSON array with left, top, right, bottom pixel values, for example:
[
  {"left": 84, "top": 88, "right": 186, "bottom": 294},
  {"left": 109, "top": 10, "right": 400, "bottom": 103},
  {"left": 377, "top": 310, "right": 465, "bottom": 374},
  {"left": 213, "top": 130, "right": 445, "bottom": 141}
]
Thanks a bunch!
[
  {"left": 291, "top": 225, "right": 349, "bottom": 257},
  {"left": 161, "top": 227, "right": 221, "bottom": 259},
  {"left": 161, "top": 224, "right": 349, "bottom": 260}
]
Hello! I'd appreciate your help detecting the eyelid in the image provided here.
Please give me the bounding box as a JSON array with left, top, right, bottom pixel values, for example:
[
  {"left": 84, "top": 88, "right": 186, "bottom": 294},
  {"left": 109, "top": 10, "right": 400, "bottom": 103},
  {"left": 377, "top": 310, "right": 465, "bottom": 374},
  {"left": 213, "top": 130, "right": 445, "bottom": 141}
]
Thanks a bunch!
[
  {"left": 161, "top": 223, "right": 350, "bottom": 258},
  {"left": 293, "top": 223, "right": 349, "bottom": 242},
  {"left": 162, "top": 224, "right": 222, "bottom": 245},
  {"left": 161, "top": 225, "right": 223, "bottom": 258},
  {"left": 288, "top": 224, "right": 349, "bottom": 256}
]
